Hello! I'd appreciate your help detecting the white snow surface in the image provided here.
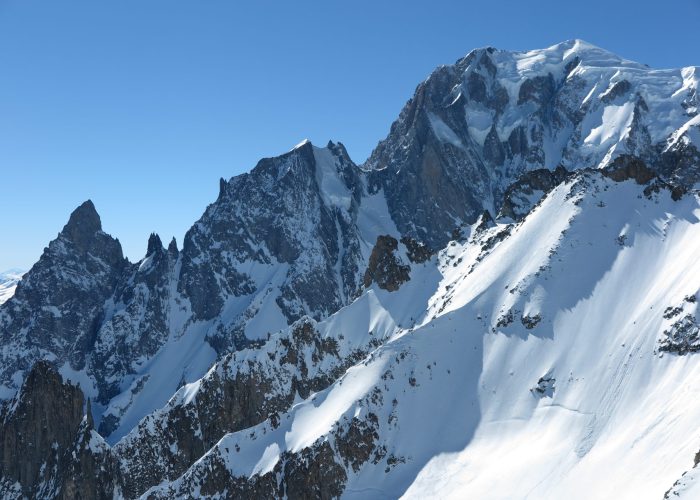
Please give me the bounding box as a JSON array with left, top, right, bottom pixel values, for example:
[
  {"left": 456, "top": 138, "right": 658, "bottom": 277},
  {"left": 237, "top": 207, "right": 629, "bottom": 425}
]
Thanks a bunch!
[
  {"left": 313, "top": 145, "right": 353, "bottom": 210},
  {"left": 428, "top": 112, "right": 465, "bottom": 149}
]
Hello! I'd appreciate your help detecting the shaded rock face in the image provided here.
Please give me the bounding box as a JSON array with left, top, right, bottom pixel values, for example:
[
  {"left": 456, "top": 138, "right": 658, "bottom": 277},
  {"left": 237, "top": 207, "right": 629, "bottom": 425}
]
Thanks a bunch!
[
  {"left": 0, "top": 201, "right": 126, "bottom": 391},
  {"left": 0, "top": 361, "right": 83, "bottom": 498},
  {"left": 363, "top": 235, "right": 411, "bottom": 292},
  {"left": 365, "top": 59, "right": 494, "bottom": 250},
  {"left": 178, "top": 140, "right": 365, "bottom": 351},
  {"left": 0, "top": 362, "right": 118, "bottom": 500},
  {"left": 58, "top": 414, "right": 118, "bottom": 500}
]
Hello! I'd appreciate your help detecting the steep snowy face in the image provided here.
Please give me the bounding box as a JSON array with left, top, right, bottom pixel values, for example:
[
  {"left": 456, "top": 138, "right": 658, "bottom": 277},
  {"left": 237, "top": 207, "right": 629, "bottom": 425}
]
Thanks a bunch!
[
  {"left": 0, "top": 201, "right": 127, "bottom": 399},
  {"left": 91, "top": 234, "right": 188, "bottom": 438},
  {"left": 366, "top": 39, "right": 700, "bottom": 248}
]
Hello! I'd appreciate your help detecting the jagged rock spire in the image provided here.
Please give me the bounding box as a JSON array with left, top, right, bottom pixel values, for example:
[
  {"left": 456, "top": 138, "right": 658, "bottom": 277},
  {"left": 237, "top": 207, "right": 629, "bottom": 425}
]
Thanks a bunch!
[
  {"left": 61, "top": 200, "right": 102, "bottom": 251},
  {"left": 167, "top": 237, "right": 178, "bottom": 257},
  {"left": 146, "top": 233, "right": 164, "bottom": 257}
]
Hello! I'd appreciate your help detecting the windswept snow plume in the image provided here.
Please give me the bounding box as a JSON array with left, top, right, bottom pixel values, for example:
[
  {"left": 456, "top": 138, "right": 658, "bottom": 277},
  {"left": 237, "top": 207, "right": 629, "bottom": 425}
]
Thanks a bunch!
[{"left": 1, "top": 41, "right": 700, "bottom": 499}]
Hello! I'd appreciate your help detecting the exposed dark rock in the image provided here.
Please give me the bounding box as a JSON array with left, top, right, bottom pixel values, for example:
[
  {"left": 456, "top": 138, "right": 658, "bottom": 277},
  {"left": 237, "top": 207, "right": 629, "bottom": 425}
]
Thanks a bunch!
[
  {"left": 146, "top": 233, "right": 164, "bottom": 256},
  {"left": 0, "top": 361, "right": 115, "bottom": 499},
  {"left": 283, "top": 441, "right": 347, "bottom": 500},
  {"left": 363, "top": 236, "right": 411, "bottom": 292},
  {"left": 167, "top": 237, "right": 178, "bottom": 256},
  {"left": 0, "top": 361, "right": 83, "bottom": 496},
  {"left": 532, "top": 375, "right": 555, "bottom": 398},
  {"left": 518, "top": 74, "right": 556, "bottom": 105},
  {"left": 474, "top": 210, "right": 495, "bottom": 233},
  {"left": 600, "top": 80, "right": 632, "bottom": 103},
  {"left": 602, "top": 155, "right": 656, "bottom": 184},
  {"left": 61, "top": 200, "right": 104, "bottom": 253},
  {"left": 58, "top": 415, "right": 118, "bottom": 500},
  {"left": 496, "top": 310, "right": 516, "bottom": 329},
  {"left": 147, "top": 438, "right": 347, "bottom": 500},
  {"left": 499, "top": 166, "right": 569, "bottom": 220},
  {"left": 659, "top": 314, "right": 700, "bottom": 355},
  {"left": 400, "top": 237, "right": 433, "bottom": 263},
  {"left": 336, "top": 414, "right": 381, "bottom": 472},
  {"left": 521, "top": 314, "right": 542, "bottom": 329}
]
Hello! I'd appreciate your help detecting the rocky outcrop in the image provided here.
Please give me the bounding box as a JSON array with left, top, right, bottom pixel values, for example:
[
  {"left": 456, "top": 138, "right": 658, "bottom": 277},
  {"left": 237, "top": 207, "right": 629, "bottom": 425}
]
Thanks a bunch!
[
  {"left": 659, "top": 295, "right": 700, "bottom": 355},
  {"left": 363, "top": 235, "right": 411, "bottom": 292},
  {"left": 0, "top": 362, "right": 85, "bottom": 498},
  {"left": 58, "top": 410, "right": 119, "bottom": 500},
  {"left": 146, "top": 439, "right": 349, "bottom": 500},
  {"left": 0, "top": 362, "right": 120, "bottom": 499},
  {"left": 499, "top": 166, "right": 569, "bottom": 220},
  {"left": 602, "top": 155, "right": 657, "bottom": 184},
  {"left": 400, "top": 237, "right": 433, "bottom": 264}
]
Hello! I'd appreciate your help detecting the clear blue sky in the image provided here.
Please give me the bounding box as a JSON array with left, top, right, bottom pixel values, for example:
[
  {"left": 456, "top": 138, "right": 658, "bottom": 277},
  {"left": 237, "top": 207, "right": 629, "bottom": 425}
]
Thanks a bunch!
[{"left": 1, "top": 0, "right": 698, "bottom": 270}]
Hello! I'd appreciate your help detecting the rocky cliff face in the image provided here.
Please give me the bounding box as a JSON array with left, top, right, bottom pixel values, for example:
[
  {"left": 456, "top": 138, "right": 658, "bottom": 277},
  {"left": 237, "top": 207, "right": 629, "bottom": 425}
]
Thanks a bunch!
[
  {"left": 0, "top": 361, "right": 121, "bottom": 499},
  {"left": 177, "top": 140, "right": 365, "bottom": 352}
]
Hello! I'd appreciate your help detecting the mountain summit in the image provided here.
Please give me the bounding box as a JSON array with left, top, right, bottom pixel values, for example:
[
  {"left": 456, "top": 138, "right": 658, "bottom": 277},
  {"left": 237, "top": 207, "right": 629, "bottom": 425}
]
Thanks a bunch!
[{"left": 1, "top": 42, "right": 699, "bottom": 499}]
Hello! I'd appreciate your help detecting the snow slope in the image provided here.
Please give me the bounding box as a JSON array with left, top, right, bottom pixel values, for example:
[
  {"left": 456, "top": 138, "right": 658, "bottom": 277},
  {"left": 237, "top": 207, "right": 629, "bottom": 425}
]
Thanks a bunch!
[{"left": 141, "top": 172, "right": 700, "bottom": 499}]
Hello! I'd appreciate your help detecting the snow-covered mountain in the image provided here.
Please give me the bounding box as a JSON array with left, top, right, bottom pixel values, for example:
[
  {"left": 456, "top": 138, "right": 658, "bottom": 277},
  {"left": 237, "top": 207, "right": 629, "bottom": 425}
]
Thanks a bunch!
[
  {"left": 0, "top": 269, "right": 24, "bottom": 305},
  {"left": 0, "top": 40, "right": 699, "bottom": 499}
]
